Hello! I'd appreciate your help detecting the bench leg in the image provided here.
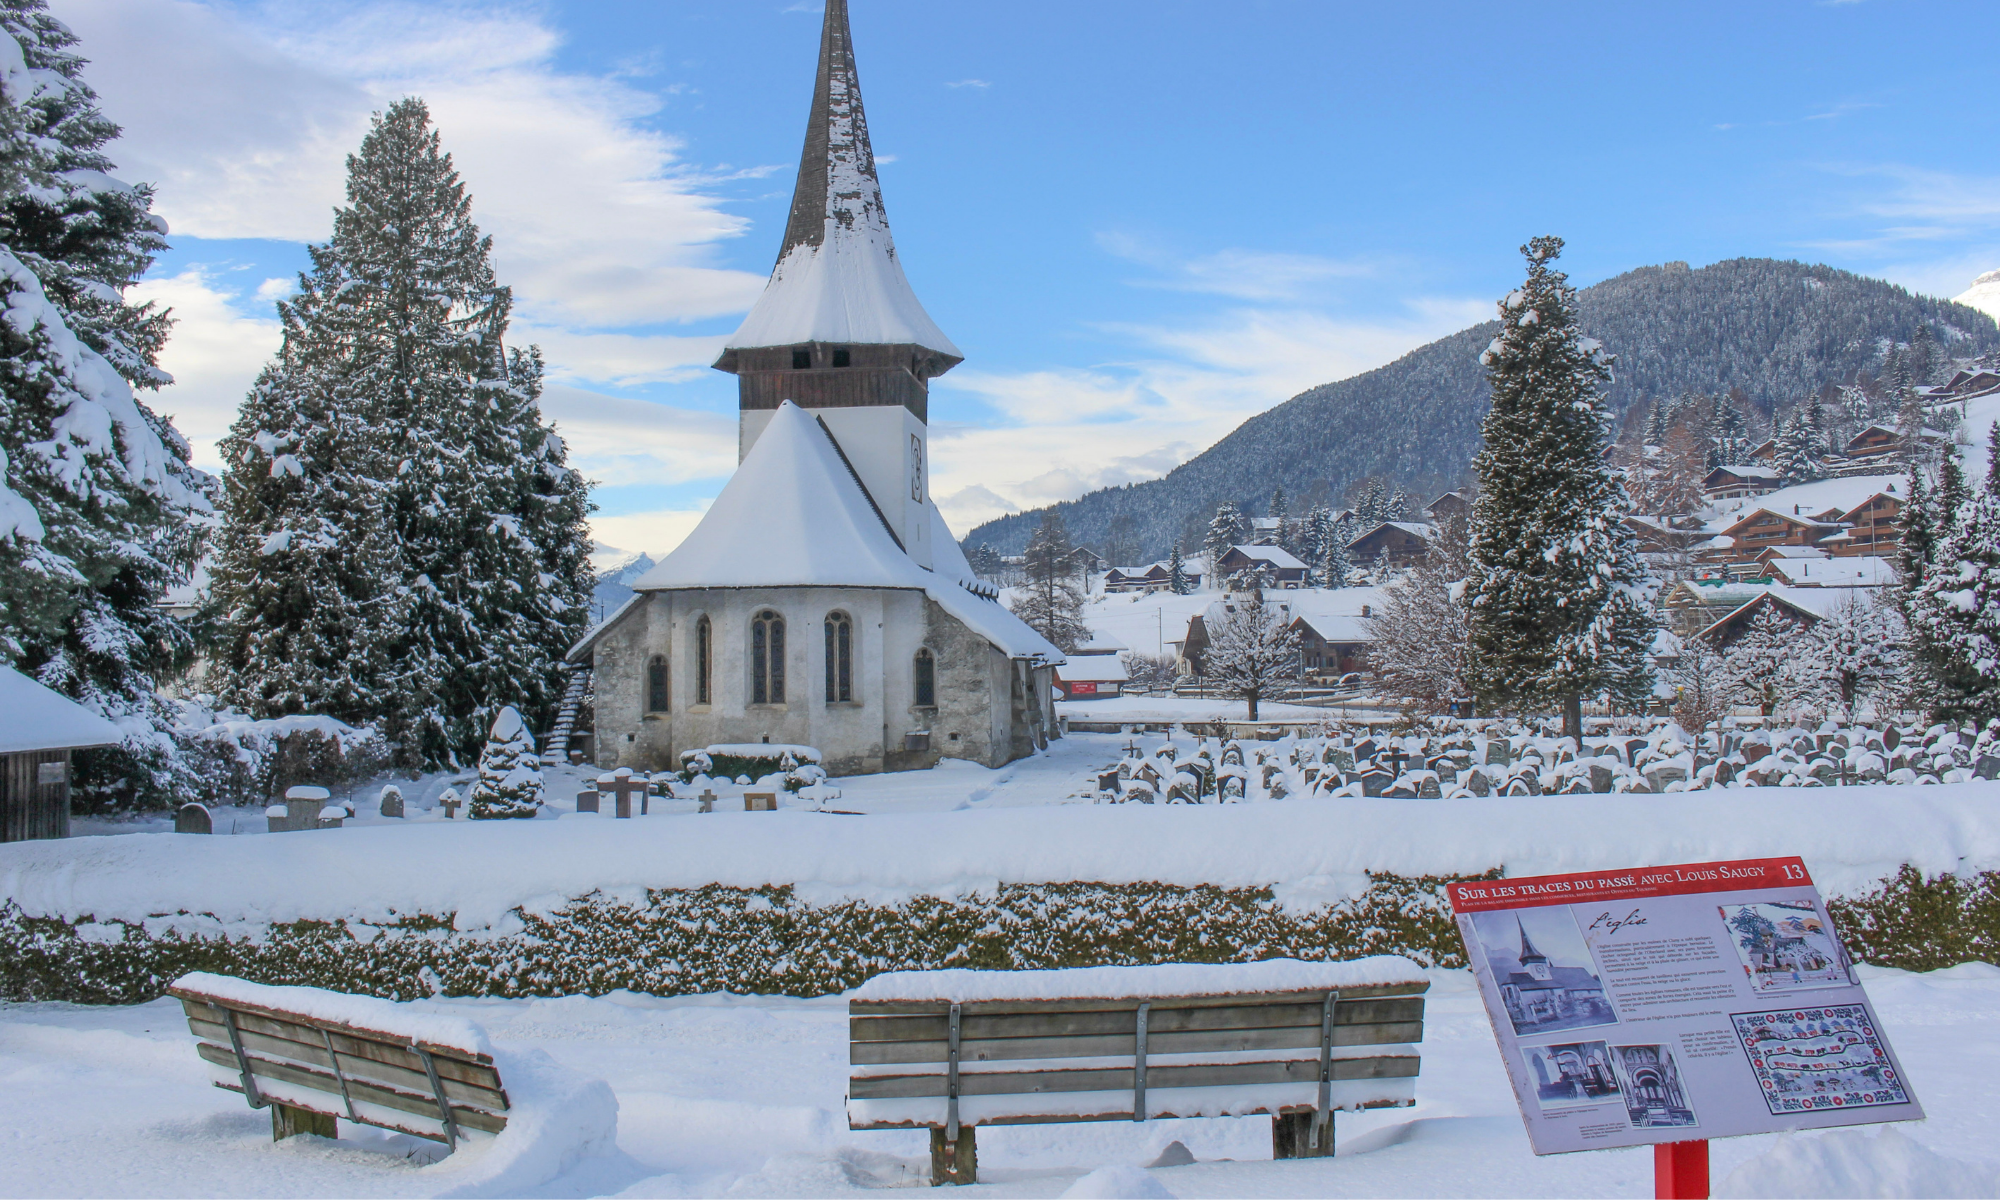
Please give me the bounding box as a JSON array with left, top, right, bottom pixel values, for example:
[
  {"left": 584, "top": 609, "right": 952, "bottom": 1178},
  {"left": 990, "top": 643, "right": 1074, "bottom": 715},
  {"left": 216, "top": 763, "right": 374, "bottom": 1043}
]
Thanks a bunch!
[
  {"left": 930, "top": 1125, "right": 977, "bottom": 1186},
  {"left": 1272, "top": 1110, "right": 1333, "bottom": 1159},
  {"left": 272, "top": 1103, "right": 337, "bottom": 1142}
]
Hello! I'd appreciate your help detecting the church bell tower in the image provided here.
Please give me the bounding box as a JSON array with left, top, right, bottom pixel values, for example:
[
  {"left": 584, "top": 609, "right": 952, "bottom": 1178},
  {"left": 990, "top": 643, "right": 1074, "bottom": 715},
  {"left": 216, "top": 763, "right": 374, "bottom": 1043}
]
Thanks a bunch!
[{"left": 713, "top": 0, "right": 960, "bottom": 569}]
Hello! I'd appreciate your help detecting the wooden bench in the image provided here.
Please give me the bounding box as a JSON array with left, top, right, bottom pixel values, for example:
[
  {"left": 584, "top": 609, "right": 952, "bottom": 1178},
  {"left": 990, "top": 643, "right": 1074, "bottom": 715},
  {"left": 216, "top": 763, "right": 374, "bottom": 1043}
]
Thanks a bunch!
[
  {"left": 846, "top": 961, "right": 1428, "bottom": 1186},
  {"left": 170, "top": 974, "right": 508, "bottom": 1149}
]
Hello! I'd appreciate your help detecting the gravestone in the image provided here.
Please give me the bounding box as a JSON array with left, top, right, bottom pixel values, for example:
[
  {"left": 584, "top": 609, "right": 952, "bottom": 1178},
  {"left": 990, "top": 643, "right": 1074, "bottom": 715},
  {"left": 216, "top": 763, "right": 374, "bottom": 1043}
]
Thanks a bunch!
[
  {"left": 175, "top": 803, "right": 212, "bottom": 834},
  {"left": 1588, "top": 763, "right": 1615, "bottom": 794},
  {"left": 440, "top": 787, "right": 462, "bottom": 819},
  {"left": 1976, "top": 755, "right": 2000, "bottom": 781},
  {"left": 574, "top": 788, "right": 600, "bottom": 813},
  {"left": 284, "top": 785, "right": 329, "bottom": 832},
  {"left": 378, "top": 786, "right": 404, "bottom": 819},
  {"left": 598, "top": 769, "right": 647, "bottom": 818},
  {"left": 698, "top": 789, "right": 717, "bottom": 814},
  {"left": 744, "top": 792, "right": 779, "bottom": 812},
  {"left": 265, "top": 804, "right": 288, "bottom": 833},
  {"left": 316, "top": 805, "right": 345, "bottom": 829}
]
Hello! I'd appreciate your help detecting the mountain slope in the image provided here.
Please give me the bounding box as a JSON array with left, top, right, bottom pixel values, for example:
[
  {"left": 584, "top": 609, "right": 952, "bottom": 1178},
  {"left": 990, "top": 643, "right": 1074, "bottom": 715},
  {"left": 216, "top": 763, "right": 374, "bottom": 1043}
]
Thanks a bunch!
[{"left": 967, "top": 258, "right": 2000, "bottom": 559}]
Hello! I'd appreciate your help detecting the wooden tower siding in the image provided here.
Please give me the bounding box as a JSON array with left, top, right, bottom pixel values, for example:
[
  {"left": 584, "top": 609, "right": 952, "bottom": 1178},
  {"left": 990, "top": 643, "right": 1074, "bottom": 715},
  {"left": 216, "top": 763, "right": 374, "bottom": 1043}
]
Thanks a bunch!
[
  {"left": 1, "top": 749, "right": 71, "bottom": 842},
  {"left": 731, "top": 343, "right": 935, "bottom": 419}
]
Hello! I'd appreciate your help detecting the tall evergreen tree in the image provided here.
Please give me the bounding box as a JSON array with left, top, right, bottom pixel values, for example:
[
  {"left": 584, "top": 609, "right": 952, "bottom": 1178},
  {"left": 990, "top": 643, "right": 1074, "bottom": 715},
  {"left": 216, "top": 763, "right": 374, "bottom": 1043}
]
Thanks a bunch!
[
  {"left": 1465, "top": 237, "right": 1655, "bottom": 736},
  {"left": 1202, "top": 501, "right": 1248, "bottom": 587},
  {"left": 211, "top": 99, "right": 592, "bottom": 766},
  {"left": 0, "top": 3, "right": 210, "bottom": 810},
  {"left": 1007, "top": 510, "right": 1087, "bottom": 651},
  {"left": 1167, "top": 544, "right": 1192, "bottom": 595},
  {"left": 1773, "top": 406, "right": 1826, "bottom": 486},
  {"left": 1709, "top": 392, "right": 1752, "bottom": 466},
  {"left": 1908, "top": 428, "right": 2000, "bottom": 723},
  {"left": 1318, "top": 528, "right": 1352, "bottom": 589}
]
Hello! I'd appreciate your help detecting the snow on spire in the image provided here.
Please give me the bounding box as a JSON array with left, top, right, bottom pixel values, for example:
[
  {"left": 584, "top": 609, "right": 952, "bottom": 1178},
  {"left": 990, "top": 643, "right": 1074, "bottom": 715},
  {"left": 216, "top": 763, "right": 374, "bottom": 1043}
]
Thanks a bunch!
[{"left": 720, "top": 0, "right": 961, "bottom": 362}]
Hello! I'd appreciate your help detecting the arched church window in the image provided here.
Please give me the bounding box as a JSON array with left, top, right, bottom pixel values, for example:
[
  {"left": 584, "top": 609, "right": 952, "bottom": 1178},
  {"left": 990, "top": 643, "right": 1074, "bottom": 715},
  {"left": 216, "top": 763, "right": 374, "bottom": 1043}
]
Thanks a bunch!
[
  {"left": 824, "top": 612, "right": 853, "bottom": 703},
  {"left": 752, "top": 610, "right": 786, "bottom": 705},
  {"left": 695, "top": 616, "right": 712, "bottom": 705},
  {"left": 792, "top": 349, "right": 811, "bottom": 370},
  {"left": 913, "top": 647, "right": 936, "bottom": 708},
  {"left": 647, "top": 655, "right": 670, "bottom": 713}
]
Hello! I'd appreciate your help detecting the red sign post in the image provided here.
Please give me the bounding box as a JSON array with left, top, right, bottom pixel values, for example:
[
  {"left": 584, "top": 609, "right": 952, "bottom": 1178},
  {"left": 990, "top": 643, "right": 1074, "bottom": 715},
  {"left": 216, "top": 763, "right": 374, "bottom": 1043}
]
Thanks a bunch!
[{"left": 1449, "top": 857, "right": 1921, "bottom": 1200}]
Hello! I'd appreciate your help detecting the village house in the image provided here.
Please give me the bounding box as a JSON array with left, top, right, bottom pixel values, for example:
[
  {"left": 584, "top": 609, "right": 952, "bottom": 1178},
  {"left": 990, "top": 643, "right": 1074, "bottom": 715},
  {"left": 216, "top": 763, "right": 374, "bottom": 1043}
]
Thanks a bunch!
[
  {"left": 1346, "top": 521, "right": 1434, "bottom": 570},
  {"left": 1103, "top": 556, "right": 1204, "bottom": 594},
  {"left": 1211, "top": 544, "right": 1311, "bottom": 588},
  {"left": 569, "top": 1, "right": 1061, "bottom": 776},
  {"left": 1, "top": 666, "right": 121, "bottom": 842},
  {"left": 1699, "top": 464, "right": 1782, "bottom": 500}
]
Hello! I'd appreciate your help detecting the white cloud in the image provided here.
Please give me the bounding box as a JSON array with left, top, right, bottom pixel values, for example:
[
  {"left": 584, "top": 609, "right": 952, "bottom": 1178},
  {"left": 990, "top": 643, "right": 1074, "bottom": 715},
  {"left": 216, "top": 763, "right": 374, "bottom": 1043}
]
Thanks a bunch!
[
  {"left": 587, "top": 507, "right": 712, "bottom": 561},
  {"left": 944, "top": 79, "right": 990, "bottom": 89},
  {"left": 128, "top": 268, "right": 283, "bottom": 469},
  {"left": 1097, "top": 232, "right": 1373, "bottom": 301},
  {"left": 57, "top": 0, "right": 769, "bottom": 335},
  {"left": 540, "top": 385, "right": 737, "bottom": 489}
]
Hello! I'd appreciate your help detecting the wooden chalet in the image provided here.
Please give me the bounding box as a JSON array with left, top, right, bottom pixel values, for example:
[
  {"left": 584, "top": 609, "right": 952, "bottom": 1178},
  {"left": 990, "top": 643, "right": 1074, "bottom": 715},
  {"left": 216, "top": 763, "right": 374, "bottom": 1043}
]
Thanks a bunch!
[
  {"left": 1103, "top": 559, "right": 1202, "bottom": 593},
  {"left": 1820, "top": 490, "right": 1903, "bottom": 557},
  {"left": 1213, "top": 544, "right": 1310, "bottom": 588},
  {"left": 1710, "top": 508, "right": 1846, "bottom": 559},
  {"left": 1, "top": 666, "right": 121, "bottom": 842},
  {"left": 1693, "top": 592, "right": 1823, "bottom": 648},
  {"left": 1748, "top": 439, "right": 1777, "bottom": 464},
  {"left": 1700, "top": 464, "right": 1781, "bottom": 500},
  {"left": 1425, "top": 491, "right": 1471, "bottom": 524},
  {"left": 1842, "top": 424, "right": 1945, "bottom": 466},
  {"left": 1345, "top": 522, "right": 1433, "bottom": 570}
]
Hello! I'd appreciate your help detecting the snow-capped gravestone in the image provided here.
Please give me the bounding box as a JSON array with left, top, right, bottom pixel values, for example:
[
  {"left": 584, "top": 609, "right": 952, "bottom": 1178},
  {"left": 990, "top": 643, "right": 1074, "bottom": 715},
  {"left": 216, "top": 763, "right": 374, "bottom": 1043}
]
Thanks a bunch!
[
  {"left": 174, "top": 804, "right": 211, "bottom": 835},
  {"left": 470, "top": 708, "right": 544, "bottom": 819},
  {"left": 378, "top": 784, "right": 403, "bottom": 819}
]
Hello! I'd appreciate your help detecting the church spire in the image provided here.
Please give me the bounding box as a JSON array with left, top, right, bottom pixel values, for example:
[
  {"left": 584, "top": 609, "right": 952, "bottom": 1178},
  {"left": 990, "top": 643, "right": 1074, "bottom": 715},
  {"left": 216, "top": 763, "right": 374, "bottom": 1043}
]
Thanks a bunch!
[
  {"left": 716, "top": 0, "right": 961, "bottom": 374},
  {"left": 1518, "top": 916, "right": 1546, "bottom": 964}
]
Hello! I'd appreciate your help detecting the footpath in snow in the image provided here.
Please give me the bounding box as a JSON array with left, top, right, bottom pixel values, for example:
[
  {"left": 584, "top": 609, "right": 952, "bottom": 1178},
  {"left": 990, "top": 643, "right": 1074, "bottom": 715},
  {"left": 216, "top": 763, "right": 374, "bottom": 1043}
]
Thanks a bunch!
[{"left": 0, "top": 963, "right": 1994, "bottom": 1198}]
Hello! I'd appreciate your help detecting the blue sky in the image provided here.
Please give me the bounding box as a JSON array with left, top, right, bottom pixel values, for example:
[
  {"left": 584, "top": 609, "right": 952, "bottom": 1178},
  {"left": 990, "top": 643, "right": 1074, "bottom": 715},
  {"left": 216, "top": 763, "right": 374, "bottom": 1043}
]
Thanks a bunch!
[{"left": 64, "top": 0, "right": 2000, "bottom": 554}]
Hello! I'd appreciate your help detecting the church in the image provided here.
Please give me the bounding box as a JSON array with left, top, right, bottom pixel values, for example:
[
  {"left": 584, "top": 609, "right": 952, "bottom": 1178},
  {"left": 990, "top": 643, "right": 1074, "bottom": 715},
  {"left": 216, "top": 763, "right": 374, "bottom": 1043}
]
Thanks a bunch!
[{"left": 570, "top": 0, "right": 1063, "bottom": 777}]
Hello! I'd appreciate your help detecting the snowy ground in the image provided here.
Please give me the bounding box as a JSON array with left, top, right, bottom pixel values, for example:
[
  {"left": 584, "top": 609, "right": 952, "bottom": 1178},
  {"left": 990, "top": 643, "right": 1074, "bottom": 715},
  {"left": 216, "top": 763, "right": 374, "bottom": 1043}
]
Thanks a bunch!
[
  {"left": 1056, "top": 695, "right": 1382, "bottom": 726},
  {"left": 1, "top": 964, "right": 1993, "bottom": 1198}
]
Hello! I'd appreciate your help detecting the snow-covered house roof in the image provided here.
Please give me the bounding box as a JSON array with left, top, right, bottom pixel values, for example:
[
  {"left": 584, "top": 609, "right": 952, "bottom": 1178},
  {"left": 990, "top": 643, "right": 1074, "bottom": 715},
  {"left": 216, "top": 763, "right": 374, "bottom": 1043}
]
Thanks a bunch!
[
  {"left": 1054, "top": 656, "right": 1129, "bottom": 684},
  {"left": 1286, "top": 586, "right": 1390, "bottom": 644},
  {"left": 713, "top": 0, "right": 960, "bottom": 371},
  {"left": 1224, "top": 544, "right": 1308, "bottom": 570},
  {"left": 612, "top": 402, "right": 1059, "bottom": 663},
  {"left": 1703, "top": 474, "right": 1900, "bottom": 530},
  {"left": 1071, "top": 629, "right": 1128, "bottom": 655},
  {"left": 1764, "top": 556, "right": 1898, "bottom": 587},
  {"left": 0, "top": 666, "right": 122, "bottom": 755}
]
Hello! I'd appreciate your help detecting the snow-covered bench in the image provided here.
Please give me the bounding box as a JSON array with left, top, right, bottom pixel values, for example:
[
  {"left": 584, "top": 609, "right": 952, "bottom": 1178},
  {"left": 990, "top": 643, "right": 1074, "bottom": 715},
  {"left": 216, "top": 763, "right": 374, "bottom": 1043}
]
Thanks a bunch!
[
  {"left": 846, "top": 958, "right": 1429, "bottom": 1186},
  {"left": 170, "top": 973, "right": 508, "bottom": 1149}
]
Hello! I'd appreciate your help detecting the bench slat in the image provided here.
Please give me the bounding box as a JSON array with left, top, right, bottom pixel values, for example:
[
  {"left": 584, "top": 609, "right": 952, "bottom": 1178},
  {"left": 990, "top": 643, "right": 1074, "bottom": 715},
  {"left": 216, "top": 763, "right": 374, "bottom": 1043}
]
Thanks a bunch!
[
  {"left": 851, "top": 996, "right": 1423, "bottom": 1045},
  {"left": 849, "top": 1052, "right": 1420, "bottom": 1100},
  {"left": 194, "top": 1042, "right": 506, "bottom": 1136},
  {"left": 847, "top": 981, "right": 1426, "bottom": 1017},
  {"left": 852, "top": 1020, "right": 1426, "bottom": 1065},
  {"left": 848, "top": 1093, "right": 1415, "bottom": 1131},
  {"left": 187, "top": 1018, "right": 509, "bottom": 1111},
  {"left": 169, "top": 985, "right": 494, "bottom": 1066},
  {"left": 178, "top": 1001, "right": 505, "bottom": 1097}
]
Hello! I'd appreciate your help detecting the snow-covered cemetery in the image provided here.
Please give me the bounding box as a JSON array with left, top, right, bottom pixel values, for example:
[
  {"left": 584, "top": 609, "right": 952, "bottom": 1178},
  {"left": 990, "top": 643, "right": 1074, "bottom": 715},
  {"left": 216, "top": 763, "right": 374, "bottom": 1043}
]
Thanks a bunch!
[{"left": 4, "top": 1, "right": 2000, "bottom": 1197}]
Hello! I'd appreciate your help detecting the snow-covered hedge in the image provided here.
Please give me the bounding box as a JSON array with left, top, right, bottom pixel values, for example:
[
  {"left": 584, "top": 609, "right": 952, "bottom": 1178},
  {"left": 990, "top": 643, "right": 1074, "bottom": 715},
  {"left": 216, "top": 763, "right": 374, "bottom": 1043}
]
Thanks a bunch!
[
  {"left": 678, "top": 744, "right": 820, "bottom": 787},
  {"left": 172, "top": 706, "right": 387, "bottom": 808},
  {"left": 0, "top": 793, "right": 1994, "bottom": 1003}
]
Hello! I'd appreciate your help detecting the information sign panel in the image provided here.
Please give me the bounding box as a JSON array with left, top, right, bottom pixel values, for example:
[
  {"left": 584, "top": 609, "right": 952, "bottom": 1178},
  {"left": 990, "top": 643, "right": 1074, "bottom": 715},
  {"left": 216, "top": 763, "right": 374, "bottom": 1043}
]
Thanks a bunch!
[{"left": 1448, "top": 857, "right": 1922, "bottom": 1155}]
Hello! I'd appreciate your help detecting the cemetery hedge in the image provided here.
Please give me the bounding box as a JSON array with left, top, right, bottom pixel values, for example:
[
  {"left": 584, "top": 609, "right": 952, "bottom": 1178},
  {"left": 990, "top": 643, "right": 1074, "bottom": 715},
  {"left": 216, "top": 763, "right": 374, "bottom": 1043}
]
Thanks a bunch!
[{"left": 1, "top": 864, "right": 1993, "bottom": 1005}]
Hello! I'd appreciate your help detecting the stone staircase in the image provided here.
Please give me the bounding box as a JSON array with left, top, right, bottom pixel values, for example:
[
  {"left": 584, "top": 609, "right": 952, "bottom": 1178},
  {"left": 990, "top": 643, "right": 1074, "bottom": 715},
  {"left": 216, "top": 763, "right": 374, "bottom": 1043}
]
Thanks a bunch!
[{"left": 541, "top": 666, "right": 592, "bottom": 765}]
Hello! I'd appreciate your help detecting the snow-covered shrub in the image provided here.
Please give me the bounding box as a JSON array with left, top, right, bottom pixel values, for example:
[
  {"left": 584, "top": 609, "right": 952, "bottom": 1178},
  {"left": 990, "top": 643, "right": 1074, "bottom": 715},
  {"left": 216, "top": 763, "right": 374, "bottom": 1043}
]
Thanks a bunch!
[
  {"left": 469, "top": 708, "right": 543, "bottom": 820},
  {"left": 678, "top": 744, "right": 821, "bottom": 785},
  {"left": 171, "top": 706, "right": 388, "bottom": 807}
]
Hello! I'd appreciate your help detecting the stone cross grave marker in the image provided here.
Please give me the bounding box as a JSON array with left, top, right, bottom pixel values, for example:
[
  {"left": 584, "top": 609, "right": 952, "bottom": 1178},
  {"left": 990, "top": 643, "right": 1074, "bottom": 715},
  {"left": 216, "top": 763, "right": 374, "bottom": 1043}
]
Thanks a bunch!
[
  {"left": 598, "top": 769, "right": 648, "bottom": 818},
  {"left": 698, "top": 789, "right": 717, "bottom": 813}
]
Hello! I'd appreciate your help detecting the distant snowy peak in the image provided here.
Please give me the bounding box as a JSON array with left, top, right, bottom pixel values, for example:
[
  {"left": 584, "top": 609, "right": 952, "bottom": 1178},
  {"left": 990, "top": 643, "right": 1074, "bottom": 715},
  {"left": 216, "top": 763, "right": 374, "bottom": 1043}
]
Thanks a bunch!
[{"left": 1954, "top": 270, "right": 2000, "bottom": 322}]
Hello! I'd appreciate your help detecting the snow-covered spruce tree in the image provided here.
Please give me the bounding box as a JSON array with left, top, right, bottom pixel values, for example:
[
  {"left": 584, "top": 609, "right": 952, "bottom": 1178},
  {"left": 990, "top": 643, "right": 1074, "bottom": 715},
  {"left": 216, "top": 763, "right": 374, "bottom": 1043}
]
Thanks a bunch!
[
  {"left": 1801, "top": 590, "right": 1905, "bottom": 720},
  {"left": 1367, "top": 515, "right": 1471, "bottom": 714},
  {"left": 1007, "top": 510, "right": 1087, "bottom": 651},
  {"left": 1465, "top": 237, "right": 1656, "bottom": 736},
  {"left": 1708, "top": 392, "right": 1753, "bottom": 467},
  {"left": 1773, "top": 405, "right": 1826, "bottom": 486},
  {"left": 1318, "top": 524, "right": 1352, "bottom": 589},
  {"left": 0, "top": 4, "right": 212, "bottom": 811},
  {"left": 210, "top": 99, "right": 593, "bottom": 767},
  {"left": 1202, "top": 501, "right": 1249, "bottom": 584},
  {"left": 1907, "top": 427, "right": 2000, "bottom": 724},
  {"left": 467, "top": 705, "right": 543, "bottom": 819},
  {"left": 1167, "top": 544, "right": 1192, "bottom": 594},
  {"left": 1203, "top": 590, "right": 1300, "bottom": 721}
]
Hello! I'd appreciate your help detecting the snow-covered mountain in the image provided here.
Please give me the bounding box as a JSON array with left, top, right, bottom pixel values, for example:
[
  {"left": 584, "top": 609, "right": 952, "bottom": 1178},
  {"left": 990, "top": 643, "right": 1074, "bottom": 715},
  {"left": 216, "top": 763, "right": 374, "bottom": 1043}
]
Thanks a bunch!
[
  {"left": 589, "top": 549, "right": 657, "bottom": 624},
  {"left": 1955, "top": 269, "right": 2000, "bottom": 321}
]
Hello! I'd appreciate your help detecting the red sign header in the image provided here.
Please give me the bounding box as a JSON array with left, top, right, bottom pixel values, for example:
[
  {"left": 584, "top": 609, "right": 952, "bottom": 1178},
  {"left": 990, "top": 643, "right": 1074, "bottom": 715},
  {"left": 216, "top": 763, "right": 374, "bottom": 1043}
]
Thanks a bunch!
[{"left": 1446, "top": 857, "right": 1814, "bottom": 913}]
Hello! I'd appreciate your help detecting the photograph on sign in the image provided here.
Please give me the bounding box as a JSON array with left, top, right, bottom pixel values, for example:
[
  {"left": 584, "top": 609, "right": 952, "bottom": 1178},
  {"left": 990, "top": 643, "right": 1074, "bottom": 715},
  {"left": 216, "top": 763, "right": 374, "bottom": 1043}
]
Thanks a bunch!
[
  {"left": 1718, "top": 900, "right": 1852, "bottom": 994},
  {"left": 1468, "top": 908, "right": 1619, "bottom": 1037},
  {"left": 1608, "top": 1044, "right": 1699, "bottom": 1129},
  {"left": 1448, "top": 857, "right": 1922, "bottom": 1156}
]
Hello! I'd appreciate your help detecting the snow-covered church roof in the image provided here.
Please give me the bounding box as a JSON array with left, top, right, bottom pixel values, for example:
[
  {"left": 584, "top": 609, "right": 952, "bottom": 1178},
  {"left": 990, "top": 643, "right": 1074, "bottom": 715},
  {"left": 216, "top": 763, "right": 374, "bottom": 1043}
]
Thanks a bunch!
[
  {"left": 617, "top": 402, "right": 1059, "bottom": 663},
  {"left": 714, "top": 0, "right": 961, "bottom": 370},
  {"left": 0, "top": 665, "right": 122, "bottom": 755}
]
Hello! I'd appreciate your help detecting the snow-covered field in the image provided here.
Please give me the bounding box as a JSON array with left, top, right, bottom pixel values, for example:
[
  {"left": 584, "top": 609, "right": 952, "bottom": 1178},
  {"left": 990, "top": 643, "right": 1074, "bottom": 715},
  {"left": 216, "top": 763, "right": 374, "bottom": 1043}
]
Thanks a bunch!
[{"left": 1, "top": 963, "right": 1993, "bottom": 1198}]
